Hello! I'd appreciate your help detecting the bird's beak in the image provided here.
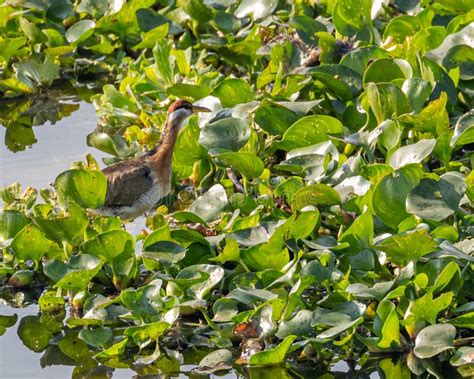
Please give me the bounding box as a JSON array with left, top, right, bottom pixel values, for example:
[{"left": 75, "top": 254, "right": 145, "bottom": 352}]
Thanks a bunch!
[{"left": 192, "top": 105, "right": 212, "bottom": 113}]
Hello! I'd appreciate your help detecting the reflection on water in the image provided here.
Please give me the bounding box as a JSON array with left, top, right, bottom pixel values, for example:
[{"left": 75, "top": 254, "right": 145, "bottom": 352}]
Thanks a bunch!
[
  {"left": 1, "top": 300, "right": 384, "bottom": 379},
  {"left": 0, "top": 97, "right": 103, "bottom": 190}
]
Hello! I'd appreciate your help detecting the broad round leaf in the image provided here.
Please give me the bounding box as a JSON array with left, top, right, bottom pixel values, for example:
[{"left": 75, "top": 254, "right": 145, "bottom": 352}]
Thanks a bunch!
[
  {"left": 175, "top": 264, "right": 225, "bottom": 299},
  {"left": 17, "top": 316, "right": 53, "bottom": 352},
  {"left": 333, "top": 0, "right": 372, "bottom": 36},
  {"left": 372, "top": 166, "right": 421, "bottom": 229},
  {"left": 363, "top": 59, "right": 412, "bottom": 84},
  {"left": 212, "top": 78, "right": 253, "bottom": 108},
  {"left": 55, "top": 169, "right": 107, "bottom": 209},
  {"left": 248, "top": 335, "right": 296, "bottom": 366},
  {"left": 389, "top": 139, "right": 436, "bottom": 170},
  {"left": 414, "top": 324, "right": 456, "bottom": 359},
  {"left": 81, "top": 230, "right": 135, "bottom": 262},
  {"left": 275, "top": 115, "right": 344, "bottom": 151},
  {"left": 33, "top": 202, "right": 89, "bottom": 245},
  {"left": 406, "top": 172, "right": 466, "bottom": 221},
  {"left": 11, "top": 224, "right": 56, "bottom": 265},
  {"left": 188, "top": 184, "right": 228, "bottom": 222},
  {"left": 214, "top": 151, "right": 264, "bottom": 179},
  {"left": 291, "top": 184, "right": 341, "bottom": 210},
  {"left": 199, "top": 118, "right": 250, "bottom": 151}
]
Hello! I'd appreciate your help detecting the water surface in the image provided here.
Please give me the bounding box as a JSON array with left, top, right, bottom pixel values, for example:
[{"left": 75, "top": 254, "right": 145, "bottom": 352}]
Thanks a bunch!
[{"left": 0, "top": 101, "right": 101, "bottom": 190}]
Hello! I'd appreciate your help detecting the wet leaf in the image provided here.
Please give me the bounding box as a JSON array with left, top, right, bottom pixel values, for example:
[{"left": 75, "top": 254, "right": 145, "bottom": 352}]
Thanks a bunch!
[
  {"left": 414, "top": 324, "right": 456, "bottom": 359},
  {"left": 65, "top": 20, "right": 95, "bottom": 44},
  {"left": 389, "top": 139, "right": 436, "bottom": 170},
  {"left": 248, "top": 335, "right": 296, "bottom": 366},
  {"left": 17, "top": 315, "right": 53, "bottom": 352},
  {"left": 375, "top": 228, "right": 438, "bottom": 265},
  {"left": 55, "top": 168, "right": 107, "bottom": 209},
  {"left": 199, "top": 117, "right": 250, "bottom": 152}
]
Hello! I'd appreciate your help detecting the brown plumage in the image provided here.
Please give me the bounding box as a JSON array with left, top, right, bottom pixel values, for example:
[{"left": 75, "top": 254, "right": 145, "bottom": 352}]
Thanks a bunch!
[{"left": 95, "top": 100, "right": 211, "bottom": 219}]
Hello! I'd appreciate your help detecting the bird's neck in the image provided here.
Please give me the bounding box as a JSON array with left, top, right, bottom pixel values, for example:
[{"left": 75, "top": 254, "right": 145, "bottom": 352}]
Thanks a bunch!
[{"left": 149, "top": 118, "right": 180, "bottom": 168}]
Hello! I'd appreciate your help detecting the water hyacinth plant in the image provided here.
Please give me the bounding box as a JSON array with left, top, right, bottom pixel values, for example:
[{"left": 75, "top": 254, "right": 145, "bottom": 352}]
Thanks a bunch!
[{"left": 0, "top": 0, "right": 473, "bottom": 377}]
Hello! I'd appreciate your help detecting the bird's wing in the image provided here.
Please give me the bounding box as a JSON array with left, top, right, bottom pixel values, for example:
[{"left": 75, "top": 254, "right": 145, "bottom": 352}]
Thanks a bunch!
[{"left": 102, "top": 159, "right": 154, "bottom": 206}]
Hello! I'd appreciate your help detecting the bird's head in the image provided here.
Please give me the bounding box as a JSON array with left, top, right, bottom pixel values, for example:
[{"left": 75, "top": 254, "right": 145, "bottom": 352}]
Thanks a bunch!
[{"left": 167, "top": 99, "right": 211, "bottom": 130}]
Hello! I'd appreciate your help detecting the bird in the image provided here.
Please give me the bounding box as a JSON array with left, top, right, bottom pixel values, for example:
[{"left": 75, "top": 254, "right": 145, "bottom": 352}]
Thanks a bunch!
[{"left": 94, "top": 99, "right": 211, "bottom": 219}]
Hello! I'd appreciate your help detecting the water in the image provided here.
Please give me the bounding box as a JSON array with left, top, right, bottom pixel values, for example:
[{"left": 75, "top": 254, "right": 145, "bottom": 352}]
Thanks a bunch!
[{"left": 0, "top": 100, "right": 101, "bottom": 190}]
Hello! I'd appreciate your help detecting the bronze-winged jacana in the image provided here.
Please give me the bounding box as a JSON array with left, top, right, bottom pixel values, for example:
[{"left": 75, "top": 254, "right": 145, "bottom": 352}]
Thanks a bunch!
[{"left": 95, "top": 100, "right": 211, "bottom": 219}]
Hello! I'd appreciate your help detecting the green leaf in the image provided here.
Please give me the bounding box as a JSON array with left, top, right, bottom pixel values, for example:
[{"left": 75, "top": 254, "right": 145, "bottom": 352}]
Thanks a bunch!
[
  {"left": 275, "top": 115, "right": 344, "bottom": 151},
  {"left": 214, "top": 151, "right": 263, "bottom": 179},
  {"left": 363, "top": 59, "right": 412, "bottom": 84},
  {"left": 50, "top": 254, "right": 104, "bottom": 291},
  {"left": 414, "top": 324, "right": 456, "bottom": 359},
  {"left": 315, "top": 317, "right": 363, "bottom": 341},
  {"left": 33, "top": 202, "right": 89, "bottom": 245},
  {"left": 340, "top": 210, "right": 373, "bottom": 255},
  {"left": 58, "top": 332, "right": 95, "bottom": 365},
  {"left": 199, "top": 117, "right": 250, "bottom": 152},
  {"left": 254, "top": 103, "right": 298, "bottom": 136},
  {"left": 133, "top": 23, "right": 169, "bottom": 50},
  {"left": 333, "top": 0, "right": 372, "bottom": 36},
  {"left": 175, "top": 264, "right": 224, "bottom": 299},
  {"left": 375, "top": 228, "right": 438, "bottom": 265},
  {"left": 406, "top": 172, "right": 466, "bottom": 221},
  {"left": 55, "top": 169, "right": 107, "bottom": 209},
  {"left": 248, "top": 335, "right": 296, "bottom": 366},
  {"left": 187, "top": 184, "right": 228, "bottom": 223},
  {"left": 197, "top": 349, "right": 233, "bottom": 373},
  {"left": 366, "top": 82, "right": 411, "bottom": 125},
  {"left": 143, "top": 240, "right": 186, "bottom": 265},
  {"left": 11, "top": 224, "right": 56, "bottom": 266},
  {"left": 65, "top": 20, "right": 95, "bottom": 44},
  {"left": 235, "top": 0, "right": 278, "bottom": 20},
  {"left": 152, "top": 40, "right": 173, "bottom": 87},
  {"left": 305, "top": 64, "right": 362, "bottom": 101},
  {"left": 372, "top": 165, "right": 421, "bottom": 229},
  {"left": 383, "top": 15, "right": 423, "bottom": 43},
  {"left": 346, "top": 281, "right": 394, "bottom": 301},
  {"left": 15, "top": 55, "right": 60, "bottom": 89},
  {"left": 448, "top": 312, "right": 474, "bottom": 329},
  {"left": 451, "top": 110, "right": 474, "bottom": 147},
  {"left": 17, "top": 315, "right": 53, "bottom": 352},
  {"left": 212, "top": 78, "right": 253, "bottom": 108},
  {"left": 121, "top": 280, "right": 164, "bottom": 320},
  {"left": 174, "top": 118, "right": 208, "bottom": 166},
  {"left": 451, "top": 346, "right": 474, "bottom": 366},
  {"left": 276, "top": 310, "right": 314, "bottom": 338},
  {"left": 95, "top": 338, "right": 129, "bottom": 358},
  {"left": 211, "top": 238, "right": 240, "bottom": 264},
  {"left": 179, "top": 0, "right": 213, "bottom": 23},
  {"left": 409, "top": 292, "right": 453, "bottom": 325},
  {"left": 79, "top": 327, "right": 113, "bottom": 349},
  {"left": 81, "top": 230, "right": 135, "bottom": 262},
  {"left": 373, "top": 300, "right": 401, "bottom": 349},
  {"left": 87, "top": 132, "right": 135, "bottom": 158},
  {"left": 0, "top": 210, "right": 29, "bottom": 242},
  {"left": 124, "top": 321, "right": 170, "bottom": 347},
  {"left": 290, "top": 184, "right": 341, "bottom": 210},
  {"left": 389, "top": 139, "right": 436, "bottom": 170},
  {"left": 38, "top": 291, "right": 65, "bottom": 312},
  {"left": 0, "top": 314, "right": 18, "bottom": 335}
]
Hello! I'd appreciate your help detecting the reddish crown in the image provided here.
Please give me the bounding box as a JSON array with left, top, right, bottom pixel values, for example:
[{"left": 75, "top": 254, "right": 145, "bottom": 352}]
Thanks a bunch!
[{"left": 167, "top": 99, "right": 192, "bottom": 113}]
